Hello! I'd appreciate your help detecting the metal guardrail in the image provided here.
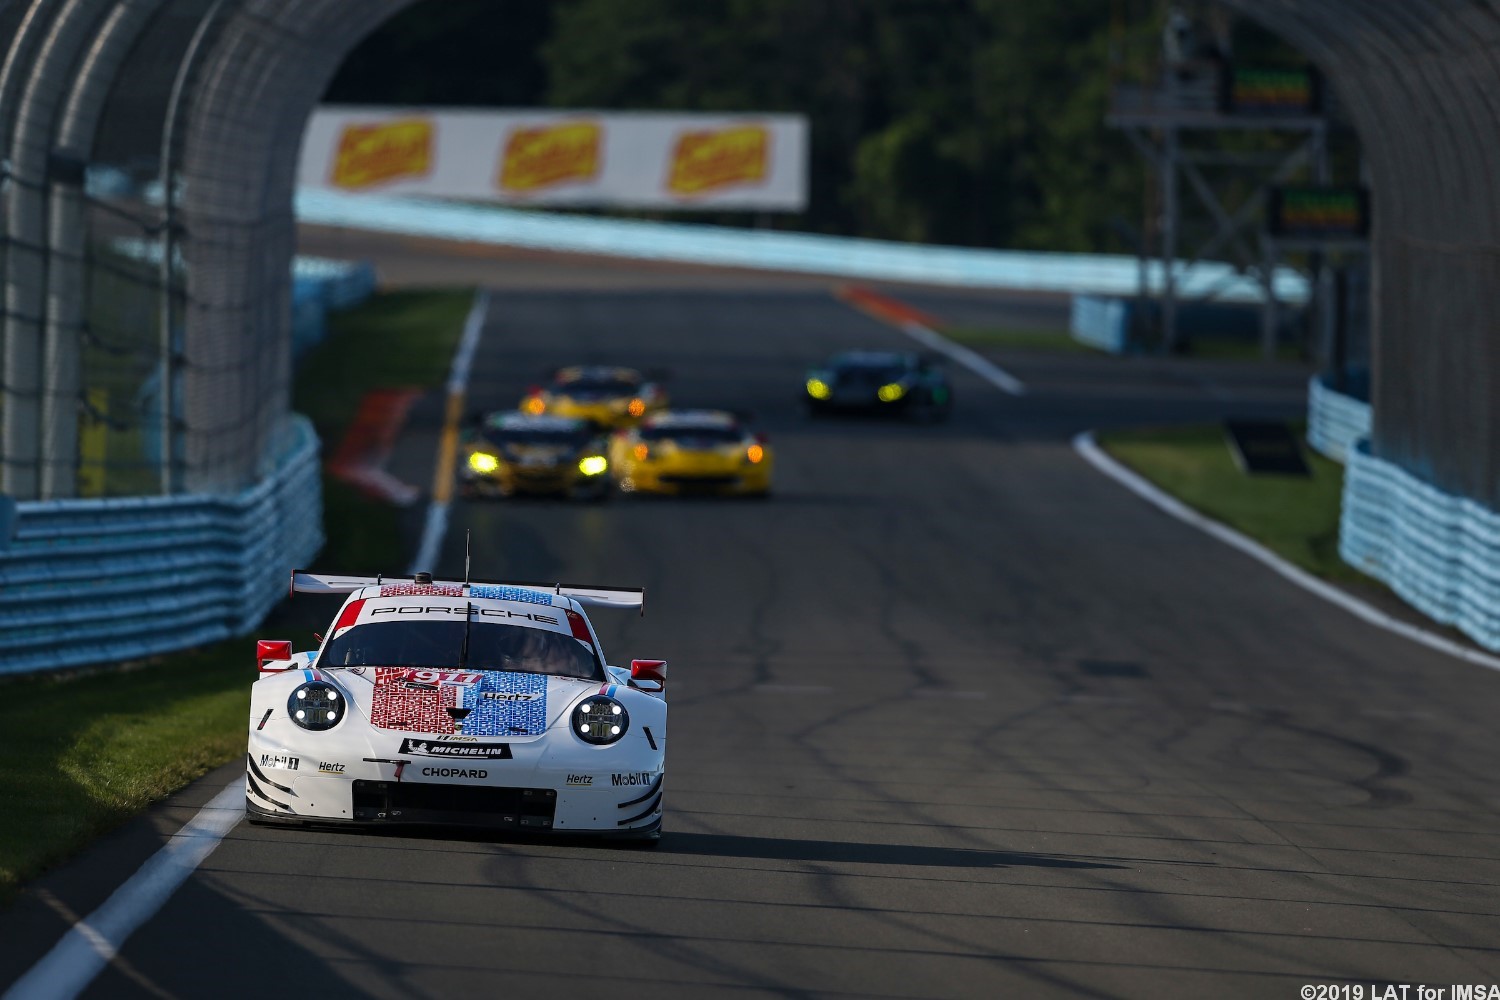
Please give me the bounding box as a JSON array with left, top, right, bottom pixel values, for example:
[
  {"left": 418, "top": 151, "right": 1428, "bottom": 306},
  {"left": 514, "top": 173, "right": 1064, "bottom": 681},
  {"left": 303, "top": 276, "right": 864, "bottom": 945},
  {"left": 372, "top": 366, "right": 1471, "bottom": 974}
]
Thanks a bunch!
[
  {"left": 0, "top": 415, "right": 325, "bottom": 675},
  {"left": 296, "top": 189, "right": 1310, "bottom": 304},
  {"left": 1306, "top": 373, "right": 1372, "bottom": 463},
  {"left": 1341, "top": 439, "right": 1500, "bottom": 654},
  {"left": 292, "top": 258, "right": 378, "bottom": 359},
  {"left": 1070, "top": 295, "right": 1131, "bottom": 353}
]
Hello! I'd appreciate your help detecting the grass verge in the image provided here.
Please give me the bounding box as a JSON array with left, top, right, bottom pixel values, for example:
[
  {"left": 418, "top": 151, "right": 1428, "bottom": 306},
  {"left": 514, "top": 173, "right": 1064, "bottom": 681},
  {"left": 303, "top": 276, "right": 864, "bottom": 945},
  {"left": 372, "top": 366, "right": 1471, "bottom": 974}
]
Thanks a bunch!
[
  {"left": 1097, "top": 423, "right": 1366, "bottom": 585},
  {"left": 0, "top": 288, "right": 474, "bottom": 906}
]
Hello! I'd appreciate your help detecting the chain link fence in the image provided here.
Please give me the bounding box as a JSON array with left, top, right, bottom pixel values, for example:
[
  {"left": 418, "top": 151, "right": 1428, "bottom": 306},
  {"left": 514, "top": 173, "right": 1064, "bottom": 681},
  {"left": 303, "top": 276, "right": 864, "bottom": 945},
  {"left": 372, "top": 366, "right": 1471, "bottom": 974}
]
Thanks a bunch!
[{"left": 1, "top": 0, "right": 411, "bottom": 502}]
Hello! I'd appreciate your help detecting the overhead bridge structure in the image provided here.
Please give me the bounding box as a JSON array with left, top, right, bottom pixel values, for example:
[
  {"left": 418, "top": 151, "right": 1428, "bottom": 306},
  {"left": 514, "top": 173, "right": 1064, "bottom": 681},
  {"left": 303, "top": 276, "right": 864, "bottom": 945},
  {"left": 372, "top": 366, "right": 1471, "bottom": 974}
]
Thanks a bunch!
[{"left": 0, "top": 0, "right": 1497, "bottom": 664}]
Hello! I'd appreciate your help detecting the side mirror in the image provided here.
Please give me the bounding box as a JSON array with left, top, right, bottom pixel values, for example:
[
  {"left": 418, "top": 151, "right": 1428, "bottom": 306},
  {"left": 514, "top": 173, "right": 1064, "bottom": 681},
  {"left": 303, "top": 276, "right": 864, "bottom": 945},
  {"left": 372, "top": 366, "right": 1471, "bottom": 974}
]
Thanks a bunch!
[
  {"left": 257, "top": 639, "right": 293, "bottom": 674},
  {"left": 629, "top": 658, "right": 667, "bottom": 691}
]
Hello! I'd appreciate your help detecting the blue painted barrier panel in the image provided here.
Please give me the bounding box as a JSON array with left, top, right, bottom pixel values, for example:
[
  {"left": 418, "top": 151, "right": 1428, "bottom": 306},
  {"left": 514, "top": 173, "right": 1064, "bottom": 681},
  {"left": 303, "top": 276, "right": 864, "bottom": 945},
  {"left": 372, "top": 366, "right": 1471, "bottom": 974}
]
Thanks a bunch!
[
  {"left": 1070, "top": 296, "right": 1131, "bottom": 353},
  {"left": 296, "top": 189, "right": 1309, "bottom": 304},
  {"left": 1306, "top": 374, "right": 1372, "bottom": 463},
  {"left": 0, "top": 416, "right": 325, "bottom": 675},
  {"left": 1341, "top": 440, "right": 1500, "bottom": 652}
]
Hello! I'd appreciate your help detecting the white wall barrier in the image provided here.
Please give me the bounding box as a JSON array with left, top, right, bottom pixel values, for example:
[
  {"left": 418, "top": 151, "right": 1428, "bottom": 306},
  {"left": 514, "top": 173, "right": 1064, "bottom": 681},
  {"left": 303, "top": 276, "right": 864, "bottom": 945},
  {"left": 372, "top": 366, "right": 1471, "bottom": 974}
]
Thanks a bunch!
[
  {"left": 297, "top": 189, "right": 1310, "bottom": 303},
  {"left": 1341, "top": 440, "right": 1500, "bottom": 653},
  {"left": 1307, "top": 373, "right": 1372, "bottom": 463},
  {"left": 0, "top": 416, "right": 324, "bottom": 675}
]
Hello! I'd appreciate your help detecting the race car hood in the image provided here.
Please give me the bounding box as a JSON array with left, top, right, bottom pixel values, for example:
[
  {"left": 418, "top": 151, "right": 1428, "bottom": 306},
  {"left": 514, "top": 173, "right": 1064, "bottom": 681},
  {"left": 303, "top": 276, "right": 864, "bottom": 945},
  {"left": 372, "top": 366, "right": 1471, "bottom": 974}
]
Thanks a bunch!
[
  {"left": 500, "top": 443, "right": 577, "bottom": 467},
  {"left": 312, "top": 667, "right": 602, "bottom": 740}
]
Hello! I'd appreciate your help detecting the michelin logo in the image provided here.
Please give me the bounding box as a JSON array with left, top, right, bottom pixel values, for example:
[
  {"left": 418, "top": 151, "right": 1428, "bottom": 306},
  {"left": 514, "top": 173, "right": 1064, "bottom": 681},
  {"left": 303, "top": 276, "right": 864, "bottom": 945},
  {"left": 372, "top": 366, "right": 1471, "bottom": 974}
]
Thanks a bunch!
[{"left": 399, "top": 738, "right": 512, "bottom": 759}]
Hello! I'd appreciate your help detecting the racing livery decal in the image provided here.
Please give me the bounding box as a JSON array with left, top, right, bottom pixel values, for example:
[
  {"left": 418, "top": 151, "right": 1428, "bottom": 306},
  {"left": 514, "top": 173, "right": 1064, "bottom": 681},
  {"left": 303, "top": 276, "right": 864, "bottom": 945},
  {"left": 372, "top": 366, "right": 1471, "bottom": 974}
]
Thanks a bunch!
[
  {"left": 469, "top": 585, "right": 553, "bottom": 605},
  {"left": 468, "top": 672, "right": 548, "bottom": 737},
  {"left": 398, "top": 739, "right": 513, "bottom": 759},
  {"left": 370, "top": 667, "right": 463, "bottom": 733},
  {"left": 369, "top": 668, "right": 548, "bottom": 737}
]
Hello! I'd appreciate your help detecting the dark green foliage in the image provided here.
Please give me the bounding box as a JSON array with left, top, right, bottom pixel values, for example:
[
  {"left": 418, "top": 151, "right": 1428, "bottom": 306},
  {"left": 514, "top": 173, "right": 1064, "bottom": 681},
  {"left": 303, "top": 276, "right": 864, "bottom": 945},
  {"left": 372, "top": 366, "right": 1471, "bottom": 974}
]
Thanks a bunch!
[{"left": 327, "top": 1, "right": 1300, "bottom": 253}]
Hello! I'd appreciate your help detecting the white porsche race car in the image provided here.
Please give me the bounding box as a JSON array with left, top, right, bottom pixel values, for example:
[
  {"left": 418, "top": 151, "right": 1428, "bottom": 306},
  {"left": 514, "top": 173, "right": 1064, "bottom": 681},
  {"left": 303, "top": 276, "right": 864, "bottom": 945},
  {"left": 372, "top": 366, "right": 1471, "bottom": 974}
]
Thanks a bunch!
[{"left": 246, "top": 571, "right": 666, "bottom": 842}]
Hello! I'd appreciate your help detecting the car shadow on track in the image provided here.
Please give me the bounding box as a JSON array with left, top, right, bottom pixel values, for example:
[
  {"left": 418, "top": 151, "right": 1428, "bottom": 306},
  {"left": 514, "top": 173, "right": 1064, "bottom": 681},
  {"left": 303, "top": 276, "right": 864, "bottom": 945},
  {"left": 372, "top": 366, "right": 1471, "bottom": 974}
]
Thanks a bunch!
[{"left": 651, "top": 832, "right": 1127, "bottom": 870}]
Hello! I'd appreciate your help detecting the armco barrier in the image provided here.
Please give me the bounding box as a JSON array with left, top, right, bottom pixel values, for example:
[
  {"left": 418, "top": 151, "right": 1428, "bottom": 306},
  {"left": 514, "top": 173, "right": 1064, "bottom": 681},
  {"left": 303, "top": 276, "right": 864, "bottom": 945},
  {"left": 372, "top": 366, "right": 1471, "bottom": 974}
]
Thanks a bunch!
[
  {"left": 292, "top": 257, "right": 378, "bottom": 359},
  {"left": 0, "top": 416, "right": 324, "bottom": 675},
  {"left": 296, "top": 189, "right": 1310, "bottom": 304},
  {"left": 1070, "top": 295, "right": 1131, "bottom": 353},
  {"left": 1307, "top": 373, "right": 1372, "bottom": 463},
  {"left": 1341, "top": 440, "right": 1500, "bottom": 653}
]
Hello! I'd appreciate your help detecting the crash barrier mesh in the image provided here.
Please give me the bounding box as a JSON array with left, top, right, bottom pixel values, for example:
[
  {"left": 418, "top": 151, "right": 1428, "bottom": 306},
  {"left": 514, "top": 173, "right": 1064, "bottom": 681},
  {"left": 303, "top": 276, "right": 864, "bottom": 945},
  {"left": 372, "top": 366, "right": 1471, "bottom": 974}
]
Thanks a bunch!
[
  {"left": 1306, "top": 372, "right": 1371, "bottom": 464},
  {"left": 296, "top": 189, "right": 1310, "bottom": 304},
  {"left": 0, "top": 414, "right": 323, "bottom": 676},
  {"left": 1341, "top": 439, "right": 1500, "bottom": 654}
]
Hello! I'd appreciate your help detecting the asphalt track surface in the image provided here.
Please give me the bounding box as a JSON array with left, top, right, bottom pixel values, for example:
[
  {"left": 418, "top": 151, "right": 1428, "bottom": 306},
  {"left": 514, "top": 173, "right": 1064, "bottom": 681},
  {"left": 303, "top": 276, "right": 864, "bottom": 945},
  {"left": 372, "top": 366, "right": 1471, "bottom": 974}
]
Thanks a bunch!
[{"left": 7, "top": 258, "right": 1500, "bottom": 999}]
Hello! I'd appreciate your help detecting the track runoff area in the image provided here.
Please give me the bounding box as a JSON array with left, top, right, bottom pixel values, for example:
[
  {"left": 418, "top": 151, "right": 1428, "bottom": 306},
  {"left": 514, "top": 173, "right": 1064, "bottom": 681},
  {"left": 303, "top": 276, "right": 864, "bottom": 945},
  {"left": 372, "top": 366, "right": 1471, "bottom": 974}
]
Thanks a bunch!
[{"left": 7, "top": 266, "right": 1500, "bottom": 999}]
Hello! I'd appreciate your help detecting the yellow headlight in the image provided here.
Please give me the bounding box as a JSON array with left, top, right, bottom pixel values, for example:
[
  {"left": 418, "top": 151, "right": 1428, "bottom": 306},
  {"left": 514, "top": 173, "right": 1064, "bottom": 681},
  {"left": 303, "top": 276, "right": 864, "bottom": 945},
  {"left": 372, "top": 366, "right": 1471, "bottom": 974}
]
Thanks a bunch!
[
  {"left": 806, "top": 378, "right": 831, "bottom": 400},
  {"left": 468, "top": 452, "right": 500, "bottom": 474},
  {"left": 522, "top": 396, "right": 546, "bottom": 415},
  {"left": 746, "top": 444, "right": 765, "bottom": 464},
  {"left": 578, "top": 455, "right": 609, "bottom": 476},
  {"left": 627, "top": 398, "right": 646, "bottom": 417},
  {"left": 877, "top": 382, "right": 906, "bottom": 402}
]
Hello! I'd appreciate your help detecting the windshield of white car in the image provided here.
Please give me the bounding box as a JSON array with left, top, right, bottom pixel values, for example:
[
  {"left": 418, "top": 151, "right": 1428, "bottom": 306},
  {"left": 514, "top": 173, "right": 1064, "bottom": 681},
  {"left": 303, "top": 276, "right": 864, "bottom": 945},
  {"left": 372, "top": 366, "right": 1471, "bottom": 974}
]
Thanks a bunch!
[{"left": 321, "top": 621, "right": 601, "bottom": 680}]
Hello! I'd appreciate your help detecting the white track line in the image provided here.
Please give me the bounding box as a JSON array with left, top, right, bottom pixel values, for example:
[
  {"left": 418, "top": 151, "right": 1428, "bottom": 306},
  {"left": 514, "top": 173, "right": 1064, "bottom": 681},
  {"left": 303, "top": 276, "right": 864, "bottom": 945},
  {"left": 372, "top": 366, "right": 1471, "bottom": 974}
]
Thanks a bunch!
[
  {"left": 410, "top": 289, "right": 490, "bottom": 575},
  {"left": 4, "top": 781, "right": 244, "bottom": 1000},
  {"left": 899, "top": 320, "right": 1025, "bottom": 396},
  {"left": 1073, "top": 430, "right": 1500, "bottom": 672}
]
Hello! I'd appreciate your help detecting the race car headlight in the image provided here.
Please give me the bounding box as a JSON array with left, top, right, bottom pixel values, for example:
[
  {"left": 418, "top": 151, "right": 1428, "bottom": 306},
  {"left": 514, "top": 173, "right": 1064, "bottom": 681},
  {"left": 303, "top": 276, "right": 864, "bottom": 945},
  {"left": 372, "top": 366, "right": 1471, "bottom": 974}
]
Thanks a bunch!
[
  {"left": 745, "top": 443, "right": 765, "bottom": 464},
  {"left": 522, "top": 396, "right": 546, "bottom": 415},
  {"left": 627, "top": 397, "right": 646, "bottom": 417},
  {"left": 468, "top": 451, "right": 500, "bottom": 474},
  {"left": 877, "top": 382, "right": 907, "bottom": 402},
  {"left": 806, "top": 378, "right": 831, "bottom": 400},
  {"left": 578, "top": 454, "right": 609, "bottom": 476},
  {"left": 573, "top": 697, "right": 629, "bottom": 745},
  {"left": 288, "top": 682, "right": 345, "bottom": 732}
]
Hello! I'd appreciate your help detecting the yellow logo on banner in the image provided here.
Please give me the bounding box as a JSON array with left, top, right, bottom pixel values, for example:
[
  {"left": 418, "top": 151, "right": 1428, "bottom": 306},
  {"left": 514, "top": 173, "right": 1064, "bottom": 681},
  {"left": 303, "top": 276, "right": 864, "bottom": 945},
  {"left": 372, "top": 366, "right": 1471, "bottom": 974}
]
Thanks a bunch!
[
  {"left": 498, "top": 122, "right": 602, "bottom": 192},
  {"left": 667, "top": 126, "right": 769, "bottom": 196},
  {"left": 331, "top": 119, "right": 433, "bottom": 190}
]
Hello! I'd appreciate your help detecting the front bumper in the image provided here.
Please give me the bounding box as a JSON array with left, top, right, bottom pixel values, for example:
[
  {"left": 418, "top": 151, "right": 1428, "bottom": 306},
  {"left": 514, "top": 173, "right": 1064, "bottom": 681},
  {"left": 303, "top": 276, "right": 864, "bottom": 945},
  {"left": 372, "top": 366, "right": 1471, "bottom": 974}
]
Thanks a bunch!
[
  {"left": 460, "top": 463, "right": 608, "bottom": 498},
  {"left": 245, "top": 731, "right": 664, "bottom": 835},
  {"left": 622, "top": 460, "right": 771, "bottom": 496}
]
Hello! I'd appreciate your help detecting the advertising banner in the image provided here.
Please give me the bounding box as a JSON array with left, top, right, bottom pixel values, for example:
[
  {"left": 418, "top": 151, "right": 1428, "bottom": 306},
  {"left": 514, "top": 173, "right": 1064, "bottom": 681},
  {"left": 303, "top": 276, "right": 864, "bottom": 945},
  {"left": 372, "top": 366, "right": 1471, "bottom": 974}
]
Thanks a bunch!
[{"left": 299, "top": 106, "right": 808, "bottom": 211}]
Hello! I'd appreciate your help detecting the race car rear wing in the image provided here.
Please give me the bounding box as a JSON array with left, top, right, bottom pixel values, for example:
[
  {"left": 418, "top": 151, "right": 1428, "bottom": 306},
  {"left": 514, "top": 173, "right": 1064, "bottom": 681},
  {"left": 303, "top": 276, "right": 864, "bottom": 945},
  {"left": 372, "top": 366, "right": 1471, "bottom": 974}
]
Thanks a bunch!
[{"left": 290, "top": 571, "right": 645, "bottom": 614}]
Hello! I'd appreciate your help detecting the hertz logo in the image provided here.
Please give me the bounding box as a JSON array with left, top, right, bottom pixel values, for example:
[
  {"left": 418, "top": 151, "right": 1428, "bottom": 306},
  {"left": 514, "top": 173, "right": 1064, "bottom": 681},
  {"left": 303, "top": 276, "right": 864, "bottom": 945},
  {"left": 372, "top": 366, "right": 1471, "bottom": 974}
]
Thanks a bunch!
[
  {"left": 666, "top": 126, "right": 768, "bottom": 197},
  {"left": 498, "top": 122, "right": 602, "bottom": 192},
  {"left": 331, "top": 119, "right": 433, "bottom": 190}
]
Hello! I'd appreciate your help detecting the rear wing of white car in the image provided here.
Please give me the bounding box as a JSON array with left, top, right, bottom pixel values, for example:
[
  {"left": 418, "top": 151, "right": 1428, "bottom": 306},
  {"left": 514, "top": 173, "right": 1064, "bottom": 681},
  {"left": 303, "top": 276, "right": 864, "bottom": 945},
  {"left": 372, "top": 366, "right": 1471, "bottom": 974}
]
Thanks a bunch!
[{"left": 290, "top": 570, "right": 645, "bottom": 615}]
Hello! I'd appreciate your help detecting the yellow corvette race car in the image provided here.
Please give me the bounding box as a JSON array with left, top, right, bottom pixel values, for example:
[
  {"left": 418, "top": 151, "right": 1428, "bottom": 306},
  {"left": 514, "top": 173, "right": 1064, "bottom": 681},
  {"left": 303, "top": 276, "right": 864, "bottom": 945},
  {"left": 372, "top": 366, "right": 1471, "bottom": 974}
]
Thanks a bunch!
[
  {"left": 519, "top": 366, "right": 668, "bottom": 429},
  {"left": 459, "top": 412, "right": 612, "bottom": 500},
  {"left": 609, "top": 410, "right": 772, "bottom": 497}
]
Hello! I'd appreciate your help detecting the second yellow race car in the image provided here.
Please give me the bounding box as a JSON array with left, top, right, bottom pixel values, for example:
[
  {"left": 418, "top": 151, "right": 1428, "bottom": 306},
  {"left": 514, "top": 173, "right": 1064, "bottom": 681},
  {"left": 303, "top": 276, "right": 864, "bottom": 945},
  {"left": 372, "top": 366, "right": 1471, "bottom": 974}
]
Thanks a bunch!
[
  {"left": 610, "top": 410, "right": 773, "bottom": 497},
  {"left": 519, "top": 366, "right": 668, "bottom": 429}
]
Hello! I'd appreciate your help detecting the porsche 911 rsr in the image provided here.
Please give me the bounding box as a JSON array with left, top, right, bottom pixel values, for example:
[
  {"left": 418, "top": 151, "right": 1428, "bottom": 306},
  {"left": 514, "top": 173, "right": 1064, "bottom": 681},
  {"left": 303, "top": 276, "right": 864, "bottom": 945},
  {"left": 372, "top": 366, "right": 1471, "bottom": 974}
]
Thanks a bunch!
[
  {"left": 459, "top": 412, "right": 611, "bottom": 500},
  {"left": 246, "top": 572, "right": 665, "bottom": 841},
  {"left": 609, "top": 409, "right": 772, "bottom": 497},
  {"left": 804, "top": 350, "right": 952, "bottom": 420},
  {"left": 519, "top": 366, "right": 667, "bottom": 429}
]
